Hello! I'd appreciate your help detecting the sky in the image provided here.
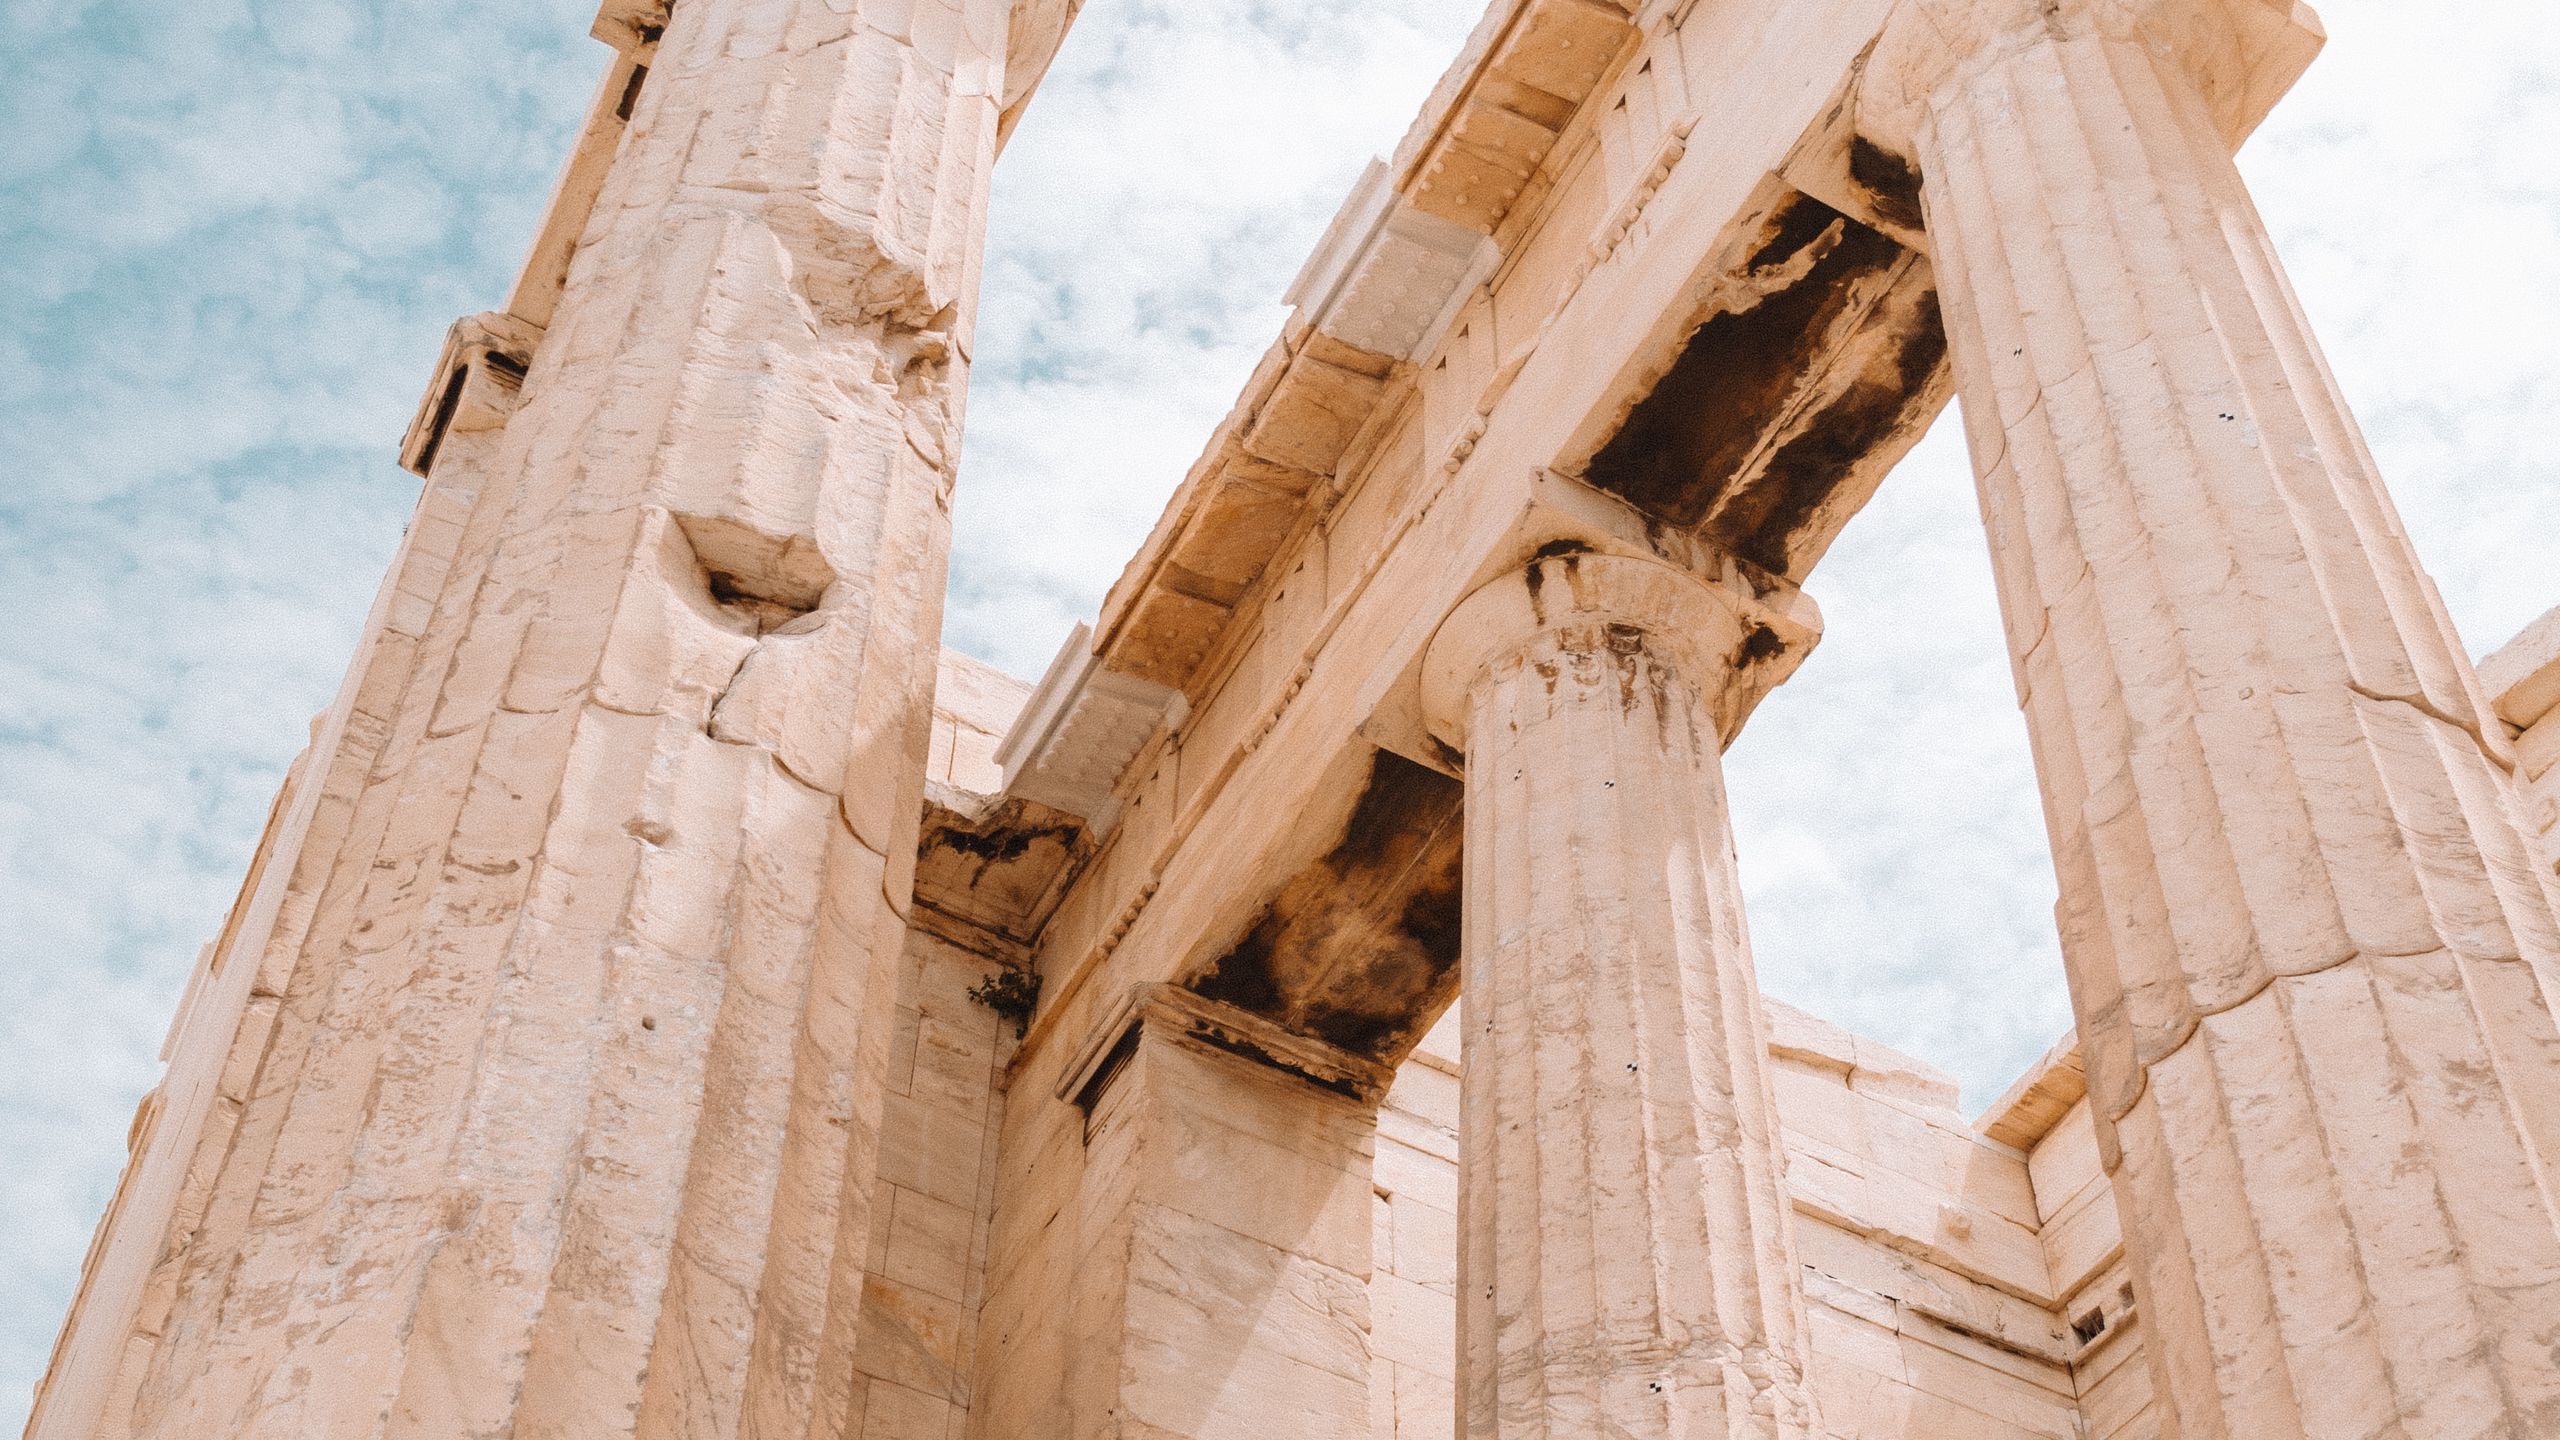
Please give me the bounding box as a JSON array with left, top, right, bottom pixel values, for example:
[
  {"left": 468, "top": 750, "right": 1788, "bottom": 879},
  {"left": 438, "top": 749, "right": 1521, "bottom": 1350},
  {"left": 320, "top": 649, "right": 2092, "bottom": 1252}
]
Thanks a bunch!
[{"left": 0, "top": 0, "right": 2553, "bottom": 1427}]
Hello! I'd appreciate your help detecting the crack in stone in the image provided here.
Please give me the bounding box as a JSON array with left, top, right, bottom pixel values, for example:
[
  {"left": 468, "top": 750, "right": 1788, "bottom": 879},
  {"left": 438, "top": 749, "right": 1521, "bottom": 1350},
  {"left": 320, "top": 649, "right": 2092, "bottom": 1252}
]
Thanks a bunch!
[{"left": 2346, "top": 679, "right": 2516, "bottom": 776}]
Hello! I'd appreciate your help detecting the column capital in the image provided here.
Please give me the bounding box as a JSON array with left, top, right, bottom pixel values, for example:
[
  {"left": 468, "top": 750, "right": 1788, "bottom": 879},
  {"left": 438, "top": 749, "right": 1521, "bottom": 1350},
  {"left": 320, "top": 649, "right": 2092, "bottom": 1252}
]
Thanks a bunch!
[
  {"left": 1419, "top": 550, "right": 1816, "bottom": 751},
  {"left": 1856, "top": 0, "right": 2325, "bottom": 160}
]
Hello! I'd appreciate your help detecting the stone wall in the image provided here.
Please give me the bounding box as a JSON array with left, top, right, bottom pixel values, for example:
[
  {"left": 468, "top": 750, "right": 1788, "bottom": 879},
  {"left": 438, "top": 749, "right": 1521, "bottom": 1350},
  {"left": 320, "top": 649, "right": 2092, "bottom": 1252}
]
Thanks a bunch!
[
  {"left": 829, "top": 654, "right": 1032, "bottom": 1434},
  {"left": 1354, "top": 1002, "right": 2156, "bottom": 1440},
  {"left": 911, "top": 633, "right": 2196, "bottom": 1436}
]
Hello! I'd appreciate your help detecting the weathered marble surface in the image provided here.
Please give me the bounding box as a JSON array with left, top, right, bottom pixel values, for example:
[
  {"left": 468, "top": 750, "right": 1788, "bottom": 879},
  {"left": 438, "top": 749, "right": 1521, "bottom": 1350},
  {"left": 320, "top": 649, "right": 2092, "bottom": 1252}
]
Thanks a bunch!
[
  {"left": 33, "top": 0, "right": 2560, "bottom": 1438},
  {"left": 1879, "top": 1, "right": 2560, "bottom": 1433},
  {"left": 1421, "top": 553, "right": 1823, "bottom": 1439}
]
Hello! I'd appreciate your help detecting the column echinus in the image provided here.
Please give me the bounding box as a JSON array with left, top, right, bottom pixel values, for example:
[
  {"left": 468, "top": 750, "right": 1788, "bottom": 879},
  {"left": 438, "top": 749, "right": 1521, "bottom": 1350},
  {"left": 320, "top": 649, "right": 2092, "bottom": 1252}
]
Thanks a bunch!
[
  {"left": 122, "top": 2, "right": 1028, "bottom": 1437},
  {"left": 1419, "top": 552, "right": 1824, "bottom": 1439},
  {"left": 1864, "top": 1, "right": 2560, "bottom": 1435}
]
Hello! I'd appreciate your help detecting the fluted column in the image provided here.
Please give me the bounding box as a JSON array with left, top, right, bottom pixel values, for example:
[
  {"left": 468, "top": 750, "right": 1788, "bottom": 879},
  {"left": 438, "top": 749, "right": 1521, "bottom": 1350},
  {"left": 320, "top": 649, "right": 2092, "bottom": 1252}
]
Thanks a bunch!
[
  {"left": 78, "top": 2, "right": 1047, "bottom": 1437},
  {"left": 1419, "top": 552, "right": 1820, "bottom": 1440},
  {"left": 1868, "top": 4, "right": 2560, "bottom": 1435}
]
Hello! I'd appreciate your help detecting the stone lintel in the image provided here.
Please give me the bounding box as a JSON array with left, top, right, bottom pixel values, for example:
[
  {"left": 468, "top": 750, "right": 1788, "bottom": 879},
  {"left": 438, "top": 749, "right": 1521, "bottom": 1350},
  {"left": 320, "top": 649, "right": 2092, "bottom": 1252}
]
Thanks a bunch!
[
  {"left": 2481, "top": 604, "right": 2560, "bottom": 730},
  {"left": 397, "top": 311, "right": 541, "bottom": 477},
  {"left": 1057, "top": 982, "right": 1398, "bottom": 1113},
  {"left": 1013, "top": 1, "right": 1956, "bottom": 1109}
]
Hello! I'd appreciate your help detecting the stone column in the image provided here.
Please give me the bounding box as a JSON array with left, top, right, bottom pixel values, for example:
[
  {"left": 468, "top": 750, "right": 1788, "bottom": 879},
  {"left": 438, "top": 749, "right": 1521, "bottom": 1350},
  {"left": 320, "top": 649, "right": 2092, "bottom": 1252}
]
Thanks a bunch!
[
  {"left": 1866, "top": 4, "right": 2560, "bottom": 1435},
  {"left": 1047, "top": 985, "right": 1387, "bottom": 1440},
  {"left": 93, "top": 2, "right": 1046, "bottom": 1437},
  {"left": 1418, "top": 552, "right": 1820, "bottom": 1440}
]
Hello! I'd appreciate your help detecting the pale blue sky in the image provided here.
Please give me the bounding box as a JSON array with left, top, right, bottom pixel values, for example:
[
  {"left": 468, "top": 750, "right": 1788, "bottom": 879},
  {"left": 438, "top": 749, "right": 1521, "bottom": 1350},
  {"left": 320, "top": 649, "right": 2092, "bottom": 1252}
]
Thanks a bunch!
[{"left": 3, "top": 0, "right": 2555, "bottom": 1427}]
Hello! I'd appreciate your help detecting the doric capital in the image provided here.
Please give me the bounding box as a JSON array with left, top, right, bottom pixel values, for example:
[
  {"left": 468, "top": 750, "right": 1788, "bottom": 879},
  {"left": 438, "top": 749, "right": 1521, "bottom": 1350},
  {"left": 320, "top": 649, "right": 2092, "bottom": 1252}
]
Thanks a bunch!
[
  {"left": 999, "top": 0, "right": 1084, "bottom": 143},
  {"left": 1857, "top": 0, "right": 2325, "bottom": 160},
  {"left": 1419, "top": 551, "right": 1817, "bottom": 750}
]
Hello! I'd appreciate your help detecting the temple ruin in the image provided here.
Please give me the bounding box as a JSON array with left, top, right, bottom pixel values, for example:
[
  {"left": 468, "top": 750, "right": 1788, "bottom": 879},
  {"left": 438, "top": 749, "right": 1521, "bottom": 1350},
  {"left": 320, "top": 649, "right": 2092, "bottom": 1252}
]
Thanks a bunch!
[{"left": 29, "top": 0, "right": 2560, "bottom": 1435}]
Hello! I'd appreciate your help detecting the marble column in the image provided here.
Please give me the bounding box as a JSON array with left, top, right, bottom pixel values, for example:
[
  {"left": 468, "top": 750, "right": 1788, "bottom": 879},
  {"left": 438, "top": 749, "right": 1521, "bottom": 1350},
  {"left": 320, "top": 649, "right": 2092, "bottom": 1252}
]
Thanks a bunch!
[
  {"left": 1868, "top": 4, "right": 2560, "bottom": 1434},
  {"left": 94, "top": 2, "right": 1044, "bottom": 1437},
  {"left": 1419, "top": 553, "right": 1819, "bottom": 1440}
]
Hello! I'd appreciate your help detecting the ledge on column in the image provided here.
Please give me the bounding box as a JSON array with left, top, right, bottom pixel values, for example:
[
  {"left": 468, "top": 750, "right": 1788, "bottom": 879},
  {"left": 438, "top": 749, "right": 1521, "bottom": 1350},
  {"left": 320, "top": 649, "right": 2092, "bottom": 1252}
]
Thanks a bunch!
[
  {"left": 2481, "top": 604, "right": 2560, "bottom": 732},
  {"left": 1058, "top": 982, "right": 1399, "bottom": 1113},
  {"left": 398, "top": 312, "right": 539, "bottom": 478}
]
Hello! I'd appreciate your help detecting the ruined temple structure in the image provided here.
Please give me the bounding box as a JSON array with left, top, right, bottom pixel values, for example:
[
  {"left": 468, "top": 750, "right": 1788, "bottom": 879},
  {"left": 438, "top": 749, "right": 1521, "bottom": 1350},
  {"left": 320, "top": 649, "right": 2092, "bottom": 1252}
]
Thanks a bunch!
[{"left": 30, "top": 0, "right": 2560, "bottom": 1435}]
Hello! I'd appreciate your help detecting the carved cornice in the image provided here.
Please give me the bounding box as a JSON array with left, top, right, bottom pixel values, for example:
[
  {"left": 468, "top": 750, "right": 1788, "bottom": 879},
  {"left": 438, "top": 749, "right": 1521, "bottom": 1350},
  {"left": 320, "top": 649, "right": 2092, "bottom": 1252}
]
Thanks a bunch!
[
  {"left": 398, "top": 312, "right": 542, "bottom": 478},
  {"left": 994, "top": 623, "right": 1187, "bottom": 835},
  {"left": 1285, "top": 162, "right": 1498, "bottom": 364},
  {"left": 2481, "top": 605, "right": 2560, "bottom": 730},
  {"left": 1093, "top": 0, "right": 1647, "bottom": 701},
  {"left": 590, "top": 0, "right": 668, "bottom": 55}
]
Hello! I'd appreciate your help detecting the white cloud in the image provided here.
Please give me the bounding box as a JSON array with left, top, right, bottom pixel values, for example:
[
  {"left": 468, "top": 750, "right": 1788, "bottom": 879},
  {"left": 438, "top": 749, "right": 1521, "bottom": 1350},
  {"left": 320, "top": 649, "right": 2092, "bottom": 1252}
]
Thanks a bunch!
[{"left": 0, "top": 0, "right": 2553, "bottom": 1428}]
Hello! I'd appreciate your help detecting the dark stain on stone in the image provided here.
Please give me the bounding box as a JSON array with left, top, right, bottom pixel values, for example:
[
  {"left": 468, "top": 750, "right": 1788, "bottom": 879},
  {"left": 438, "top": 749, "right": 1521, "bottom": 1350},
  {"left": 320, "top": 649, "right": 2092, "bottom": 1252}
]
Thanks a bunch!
[
  {"left": 1182, "top": 1023, "right": 1372, "bottom": 1102},
  {"left": 932, "top": 824, "right": 1061, "bottom": 867},
  {"left": 1583, "top": 191, "right": 1946, "bottom": 577},
  {"left": 1738, "top": 624, "right": 1787, "bottom": 668},
  {"left": 1746, "top": 194, "right": 1847, "bottom": 271},
  {"left": 615, "top": 63, "right": 651, "bottom": 123},
  {"left": 1713, "top": 293, "right": 1948, "bottom": 574},
  {"left": 1189, "top": 750, "right": 1466, "bottom": 1063},
  {"left": 413, "top": 364, "right": 469, "bottom": 478},
  {"left": 1850, "top": 135, "right": 1927, "bottom": 235}
]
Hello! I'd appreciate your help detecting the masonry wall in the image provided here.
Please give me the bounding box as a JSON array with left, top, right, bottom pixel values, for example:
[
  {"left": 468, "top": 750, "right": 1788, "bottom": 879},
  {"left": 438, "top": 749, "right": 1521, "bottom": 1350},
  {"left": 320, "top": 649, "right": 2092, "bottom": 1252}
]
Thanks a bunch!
[
  {"left": 1355, "top": 1001, "right": 2151, "bottom": 1440},
  {"left": 828, "top": 655, "right": 1032, "bottom": 1437},
  {"left": 913, "top": 646, "right": 2162, "bottom": 1439},
  {"left": 846, "top": 600, "right": 2560, "bottom": 1439}
]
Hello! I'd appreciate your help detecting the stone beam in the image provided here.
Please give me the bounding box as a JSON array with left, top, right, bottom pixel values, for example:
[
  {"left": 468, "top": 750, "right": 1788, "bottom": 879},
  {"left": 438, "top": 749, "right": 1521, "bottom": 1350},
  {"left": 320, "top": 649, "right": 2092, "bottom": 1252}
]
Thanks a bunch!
[
  {"left": 1575, "top": 191, "right": 1949, "bottom": 579},
  {"left": 1187, "top": 750, "right": 1468, "bottom": 1063}
]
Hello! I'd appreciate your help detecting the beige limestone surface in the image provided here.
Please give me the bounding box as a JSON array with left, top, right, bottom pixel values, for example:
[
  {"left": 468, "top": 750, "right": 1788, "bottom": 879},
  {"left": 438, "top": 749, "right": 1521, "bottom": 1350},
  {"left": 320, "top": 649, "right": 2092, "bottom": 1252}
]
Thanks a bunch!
[
  {"left": 32, "top": 0, "right": 2560, "bottom": 1436},
  {"left": 1884, "top": 2, "right": 2560, "bottom": 1432},
  {"left": 1423, "top": 553, "right": 1822, "bottom": 1438}
]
